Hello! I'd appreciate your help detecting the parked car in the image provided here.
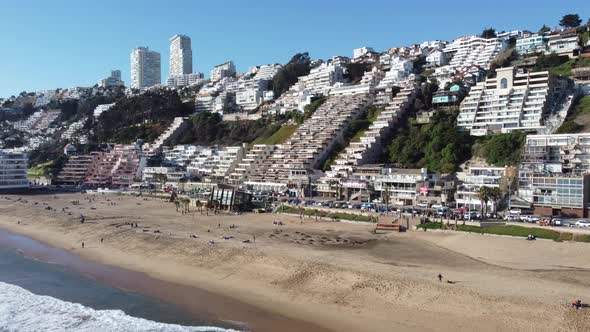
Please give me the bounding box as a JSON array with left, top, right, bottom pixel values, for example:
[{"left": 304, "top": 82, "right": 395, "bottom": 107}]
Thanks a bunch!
[
  {"left": 431, "top": 203, "right": 443, "bottom": 209},
  {"left": 575, "top": 220, "right": 590, "bottom": 228},
  {"left": 504, "top": 215, "right": 520, "bottom": 221},
  {"left": 509, "top": 208, "right": 522, "bottom": 215},
  {"left": 417, "top": 201, "right": 429, "bottom": 208}
]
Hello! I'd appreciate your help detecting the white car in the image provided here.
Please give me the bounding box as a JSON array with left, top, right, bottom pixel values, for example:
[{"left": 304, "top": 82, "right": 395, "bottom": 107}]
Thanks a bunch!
[
  {"left": 431, "top": 204, "right": 443, "bottom": 209},
  {"left": 417, "top": 202, "right": 429, "bottom": 207},
  {"left": 575, "top": 220, "right": 590, "bottom": 228}
]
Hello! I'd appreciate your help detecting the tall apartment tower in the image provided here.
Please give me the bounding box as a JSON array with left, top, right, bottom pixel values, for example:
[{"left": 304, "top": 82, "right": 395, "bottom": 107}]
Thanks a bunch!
[
  {"left": 169, "top": 34, "right": 192, "bottom": 77},
  {"left": 130, "top": 47, "right": 161, "bottom": 89}
]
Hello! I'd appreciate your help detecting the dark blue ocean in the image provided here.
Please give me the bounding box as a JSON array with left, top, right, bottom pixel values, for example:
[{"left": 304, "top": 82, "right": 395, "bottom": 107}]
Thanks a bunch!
[{"left": 0, "top": 244, "right": 239, "bottom": 332}]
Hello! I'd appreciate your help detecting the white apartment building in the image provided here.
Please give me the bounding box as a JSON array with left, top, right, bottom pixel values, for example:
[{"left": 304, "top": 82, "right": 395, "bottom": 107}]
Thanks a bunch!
[
  {"left": 163, "top": 145, "right": 203, "bottom": 167},
  {"left": 0, "top": 149, "right": 28, "bottom": 189},
  {"left": 516, "top": 35, "right": 548, "bottom": 55},
  {"left": 252, "top": 64, "right": 282, "bottom": 81},
  {"left": 228, "top": 144, "right": 277, "bottom": 184},
  {"left": 142, "top": 166, "right": 189, "bottom": 183},
  {"left": 518, "top": 133, "right": 590, "bottom": 201},
  {"left": 298, "top": 62, "right": 347, "bottom": 95},
  {"left": 249, "top": 94, "right": 372, "bottom": 187},
  {"left": 329, "top": 67, "right": 385, "bottom": 96},
  {"left": 497, "top": 30, "right": 531, "bottom": 41},
  {"left": 444, "top": 36, "right": 505, "bottom": 72},
  {"left": 98, "top": 70, "right": 125, "bottom": 88},
  {"left": 455, "top": 166, "right": 506, "bottom": 212},
  {"left": 374, "top": 55, "right": 414, "bottom": 90},
  {"left": 457, "top": 67, "right": 571, "bottom": 136},
  {"left": 194, "top": 94, "right": 215, "bottom": 113},
  {"left": 169, "top": 34, "right": 192, "bottom": 77},
  {"left": 425, "top": 50, "right": 447, "bottom": 67},
  {"left": 353, "top": 47, "right": 375, "bottom": 59},
  {"left": 14, "top": 109, "right": 61, "bottom": 134},
  {"left": 186, "top": 145, "right": 245, "bottom": 182},
  {"left": 327, "top": 86, "right": 417, "bottom": 177},
  {"left": 167, "top": 72, "right": 204, "bottom": 88},
  {"left": 211, "top": 61, "right": 236, "bottom": 82},
  {"left": 547, "top": 31, "right": 581, "bottom": 57},
  {"left": 130, "top": 47, "right": 161, "bottom": 89}
]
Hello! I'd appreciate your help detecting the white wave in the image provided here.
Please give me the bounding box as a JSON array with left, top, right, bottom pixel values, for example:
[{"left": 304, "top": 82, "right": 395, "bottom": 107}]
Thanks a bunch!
[{"left": 0, "top": 281, "right": 241, "bottom": 332}]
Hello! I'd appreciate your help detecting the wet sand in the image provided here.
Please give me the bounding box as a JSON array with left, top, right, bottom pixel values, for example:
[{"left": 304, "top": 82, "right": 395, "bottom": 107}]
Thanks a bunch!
[
  {"left": 0, "top": 228, "right": 327, "bottom": 332},
  {"left": 1, "top": 192, "right": 590, "bottom": 331}
]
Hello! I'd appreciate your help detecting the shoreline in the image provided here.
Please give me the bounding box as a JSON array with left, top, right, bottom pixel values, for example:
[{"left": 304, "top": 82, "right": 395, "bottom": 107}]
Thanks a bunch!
[
  {"left": 1, "top": 193, "right": 590, "bottom": 331},
  {"left": 0, "top": 228, "right": 329, "bottom": 332}
]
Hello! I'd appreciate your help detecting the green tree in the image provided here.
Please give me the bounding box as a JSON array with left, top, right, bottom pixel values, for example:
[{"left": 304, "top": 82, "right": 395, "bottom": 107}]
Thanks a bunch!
[
  {"left": 344, "top": 63, "right": 371, "bottom": 83},
  {"left": 538, "top": 24, "right": 551, "bottom": 34},
  {"left": 488, "top": 187, "right": 503, "bottom": 214},
  {"left": 560, "top": 14, "right": 582, "bottom": 29},
  {"left": 478, "top": 131, "right": 526, "bottom": 166},
  {"left": 388, "top": 109, "right": 472, "bottom": 173},
  {"left": 478, "top": 186, "right": 492, "bottom": 219},
  {"left": 271, "top": 53, "right": 311, "bottom": 96},
  {"left": 480, "top": 28, "right": 497, "bottom": 39}
]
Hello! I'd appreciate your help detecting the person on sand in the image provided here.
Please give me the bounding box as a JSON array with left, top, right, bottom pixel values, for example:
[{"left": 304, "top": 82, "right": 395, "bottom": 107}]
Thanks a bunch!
[
  {"left": 100, "top": 238, "right": 104, "bottom": 244},
  {"left": 82, "top": 242, "right": 85, "bottom": 249},
  {"left": 438, "top": 274, "right": 442, "bottom": 282}
]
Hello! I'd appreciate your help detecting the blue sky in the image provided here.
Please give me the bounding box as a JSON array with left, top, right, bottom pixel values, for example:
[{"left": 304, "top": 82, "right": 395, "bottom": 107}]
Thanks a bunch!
[{"left": 0, "top": 0, "right": 588, "bottom": 98}]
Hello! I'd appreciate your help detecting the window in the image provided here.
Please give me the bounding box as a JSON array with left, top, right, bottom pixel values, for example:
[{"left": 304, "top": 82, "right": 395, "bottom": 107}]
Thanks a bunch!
[{"left": 500, "top": 78, "right": 508, "bottom": 89}]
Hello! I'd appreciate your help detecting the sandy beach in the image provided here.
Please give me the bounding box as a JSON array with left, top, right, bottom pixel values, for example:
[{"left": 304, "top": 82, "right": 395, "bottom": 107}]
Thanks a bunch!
[{"left": 1, "top": 192, "right": 590, "bottom": 331}]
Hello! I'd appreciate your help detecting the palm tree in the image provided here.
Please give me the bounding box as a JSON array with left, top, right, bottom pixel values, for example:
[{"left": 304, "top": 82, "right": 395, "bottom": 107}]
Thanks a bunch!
[
  {"left": 488, "top": 187, "right": 502, "bottom": 215},
  {"left": 152, "top": 173, "right": 167, "bottom": 199},
  {"left": 477, "top": 186, "right": 492, "bottom": 220}
]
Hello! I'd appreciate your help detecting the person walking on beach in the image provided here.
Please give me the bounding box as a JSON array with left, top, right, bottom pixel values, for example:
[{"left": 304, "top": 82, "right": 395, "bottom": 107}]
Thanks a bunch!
[
  {"left": 438, "top": 273, "right": 443, "bottom": 282},
  {"left": 100, "top": 238, "right": 104, "bottom": 244},
  {"left": 82, "top": 242, "right": 85, "bottom": 249}
]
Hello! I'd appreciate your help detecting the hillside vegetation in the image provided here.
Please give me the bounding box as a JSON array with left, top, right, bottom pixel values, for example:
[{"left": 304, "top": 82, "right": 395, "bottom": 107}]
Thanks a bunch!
[
  {"left": 388, "top": 109, "right": 473, "bottom": 173},
  {"left": 555, "top": 96, "right": 590, "bottom": 133},
  {"left": 252, "top": 125, "right": 298, "bottom": 145},
  {"left": 96, "top": 89, "right": 191, "bottom": 143},
  {"left": 473, "top": 131, "right": 527, "bottom": 167}
]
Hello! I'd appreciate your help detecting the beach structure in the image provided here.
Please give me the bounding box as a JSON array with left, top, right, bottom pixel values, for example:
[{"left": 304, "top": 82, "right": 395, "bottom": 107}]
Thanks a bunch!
[{"left": 208, "top": 184, "right": 253, "bottom": 212}]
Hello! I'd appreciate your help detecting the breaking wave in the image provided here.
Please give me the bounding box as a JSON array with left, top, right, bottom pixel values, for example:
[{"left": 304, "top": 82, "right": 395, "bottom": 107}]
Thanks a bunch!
[{"left": 0, "top": 281, "right": 239, "bottom": 332}]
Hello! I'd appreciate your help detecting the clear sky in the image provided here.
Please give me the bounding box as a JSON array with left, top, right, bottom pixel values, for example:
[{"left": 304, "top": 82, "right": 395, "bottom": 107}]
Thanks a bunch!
[{"left": 0, "top": 0, "right": 588, "bottom": 98}]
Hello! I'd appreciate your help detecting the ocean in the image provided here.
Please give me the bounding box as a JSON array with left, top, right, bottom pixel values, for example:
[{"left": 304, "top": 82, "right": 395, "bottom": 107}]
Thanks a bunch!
[{"left": 0, "top": 244, "right": 241, "bottom": 332}]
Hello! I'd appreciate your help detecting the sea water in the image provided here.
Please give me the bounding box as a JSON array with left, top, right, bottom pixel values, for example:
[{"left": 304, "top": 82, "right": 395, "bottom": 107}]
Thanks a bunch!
[{"left": 0, "top": 247, "right": 240, "bottom": 332}]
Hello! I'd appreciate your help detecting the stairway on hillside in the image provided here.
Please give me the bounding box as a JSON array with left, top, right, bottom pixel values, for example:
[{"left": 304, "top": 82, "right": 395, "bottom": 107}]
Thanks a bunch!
[{"left": 143, "top": 117, "right": 190, "bottom": 157}]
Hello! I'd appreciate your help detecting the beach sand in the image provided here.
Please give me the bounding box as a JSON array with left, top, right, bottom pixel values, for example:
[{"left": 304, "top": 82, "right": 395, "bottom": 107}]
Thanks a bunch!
[{"left": 1, "top": 192, "right": 589, "bottom": 331}]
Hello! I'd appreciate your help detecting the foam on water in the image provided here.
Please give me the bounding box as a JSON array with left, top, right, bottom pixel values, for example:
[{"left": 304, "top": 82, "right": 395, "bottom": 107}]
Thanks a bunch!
[{"left": 0, "top": 281, "right": 239, "bottom": 332}]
